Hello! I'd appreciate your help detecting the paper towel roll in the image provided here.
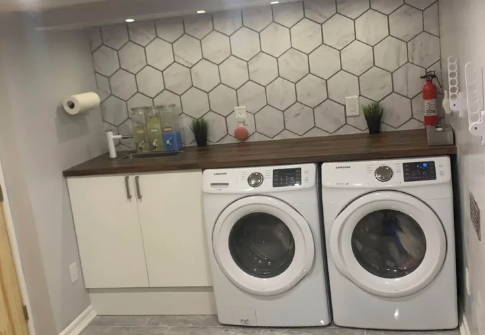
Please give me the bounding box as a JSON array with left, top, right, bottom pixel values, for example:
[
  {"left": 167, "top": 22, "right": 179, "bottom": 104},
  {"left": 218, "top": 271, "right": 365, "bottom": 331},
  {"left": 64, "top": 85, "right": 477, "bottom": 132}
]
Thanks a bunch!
[{"left": 63, "top": 92, "right": 100, "bottom": 115}]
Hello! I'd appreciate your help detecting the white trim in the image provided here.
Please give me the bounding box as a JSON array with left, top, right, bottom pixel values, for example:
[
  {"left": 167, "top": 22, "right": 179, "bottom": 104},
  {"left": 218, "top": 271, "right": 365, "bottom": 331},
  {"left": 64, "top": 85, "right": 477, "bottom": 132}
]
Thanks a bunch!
[
  {"left": 89, "top": 288, "right": 216, "bottom": 315},
  {"left": 58, "top": 305, "right": 96, "bottom": 335},
  {"left": 0, "top": 162, "right": 35, "bottom": 335},
  {"left": 460, "top": 310, "right": 471, "bottom": 335}
]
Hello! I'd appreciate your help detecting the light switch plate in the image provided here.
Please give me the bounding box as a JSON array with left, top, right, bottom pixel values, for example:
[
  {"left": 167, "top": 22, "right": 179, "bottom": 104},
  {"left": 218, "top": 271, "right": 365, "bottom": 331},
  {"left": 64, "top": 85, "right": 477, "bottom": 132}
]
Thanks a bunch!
[{"left": 346, "top": 96, "right": 360, "bottom": 117}]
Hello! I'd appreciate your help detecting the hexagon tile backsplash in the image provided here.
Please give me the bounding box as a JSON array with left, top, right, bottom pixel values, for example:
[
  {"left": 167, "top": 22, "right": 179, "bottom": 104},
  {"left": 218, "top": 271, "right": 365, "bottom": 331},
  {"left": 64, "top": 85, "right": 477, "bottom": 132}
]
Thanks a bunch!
[{"left": 89, "top": 0, "right": 441, "bottom": 147}]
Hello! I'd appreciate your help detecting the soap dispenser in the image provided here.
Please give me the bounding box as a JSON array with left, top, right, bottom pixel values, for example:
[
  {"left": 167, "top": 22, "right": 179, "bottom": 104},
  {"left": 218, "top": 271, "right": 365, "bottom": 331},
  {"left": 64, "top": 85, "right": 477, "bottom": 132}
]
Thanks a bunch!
[
  {"left": 161, "top": 104, "right": 183, "bottom": 151},
  {"left": 130, "top": 107, "right": 150, "bottom": 153},
  {"left": 145, "top": 106, "right": 165, "bottom": 152}
]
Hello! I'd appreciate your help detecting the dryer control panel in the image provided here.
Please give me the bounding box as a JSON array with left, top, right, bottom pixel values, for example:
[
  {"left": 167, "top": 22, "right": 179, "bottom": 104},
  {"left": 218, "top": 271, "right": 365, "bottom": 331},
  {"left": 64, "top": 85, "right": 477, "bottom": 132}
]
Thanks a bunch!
[{"left": 321, "top": 156, "right": 450, "bottom": 188}]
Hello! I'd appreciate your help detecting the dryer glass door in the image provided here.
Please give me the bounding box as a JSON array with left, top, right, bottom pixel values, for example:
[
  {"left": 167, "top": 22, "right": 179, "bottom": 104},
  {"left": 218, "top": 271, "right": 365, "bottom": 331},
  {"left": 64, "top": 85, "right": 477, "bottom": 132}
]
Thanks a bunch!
[
  {"left": 213, "top": 196, "right": 315, "bottom": 296},
  {"left": 352, "top": 209, "right": 427, "bottom": 279},
  {"left": 330, "top": 191, "right": 446, "bottom": 298}
]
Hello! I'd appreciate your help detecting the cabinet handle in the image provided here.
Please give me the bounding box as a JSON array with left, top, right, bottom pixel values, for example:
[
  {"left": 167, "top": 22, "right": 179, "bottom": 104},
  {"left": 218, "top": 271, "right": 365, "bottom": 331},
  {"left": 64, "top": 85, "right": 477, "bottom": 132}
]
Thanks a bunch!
[
  {"left": 124, "top": 176, "right": 132, "bottom": 200},
  {"left": 135, "top": 176, "right": 142, "bottom": 200}
]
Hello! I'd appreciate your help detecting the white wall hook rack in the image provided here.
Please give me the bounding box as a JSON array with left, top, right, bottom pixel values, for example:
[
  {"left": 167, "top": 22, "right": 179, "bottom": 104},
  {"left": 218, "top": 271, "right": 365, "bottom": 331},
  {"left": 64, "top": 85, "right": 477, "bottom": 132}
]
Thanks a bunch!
[
  {"left": 446, "top": 56, "right": 467, "bottom": 117},
  {"left": 465, "top": 62, "right": 485, "bottom": 145}
]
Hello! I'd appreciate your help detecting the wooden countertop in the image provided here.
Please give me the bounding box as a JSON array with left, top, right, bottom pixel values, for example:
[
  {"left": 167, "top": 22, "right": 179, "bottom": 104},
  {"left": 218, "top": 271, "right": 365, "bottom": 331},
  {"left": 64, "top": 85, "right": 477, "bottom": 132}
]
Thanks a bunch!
[{"left": 63, "top": 130, "right": 457, "bottom": 177}]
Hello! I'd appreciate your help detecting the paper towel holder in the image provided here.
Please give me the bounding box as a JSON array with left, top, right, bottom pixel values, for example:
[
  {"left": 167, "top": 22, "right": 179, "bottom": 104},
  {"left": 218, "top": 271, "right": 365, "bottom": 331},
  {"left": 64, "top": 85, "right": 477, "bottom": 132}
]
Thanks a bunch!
[{"left": 66, "top": 101, "right": 75, "bottom": 109}]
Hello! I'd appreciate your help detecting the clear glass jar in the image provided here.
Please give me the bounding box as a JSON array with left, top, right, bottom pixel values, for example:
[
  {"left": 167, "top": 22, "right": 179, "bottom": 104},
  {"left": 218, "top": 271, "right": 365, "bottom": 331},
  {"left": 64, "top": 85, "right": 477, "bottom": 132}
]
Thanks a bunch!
[
  {"left": 130, "top": 107, "right": 149, "bottom": 153},
  {"left": 160, "top": 104, "right": 183, "bottom": 151},
  {"left": 145, "top": 106, "right": 164, "bottom": 152},
  {"left": 161, "top": 104, "right": 177, "bottom": 131}
]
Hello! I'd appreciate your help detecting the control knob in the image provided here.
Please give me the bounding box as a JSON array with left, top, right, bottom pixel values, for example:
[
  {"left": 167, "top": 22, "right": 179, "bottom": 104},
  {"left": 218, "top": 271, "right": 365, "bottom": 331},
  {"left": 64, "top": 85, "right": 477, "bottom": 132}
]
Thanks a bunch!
[
  {"left": 375, "top": 166, "right": 393, "bottom": 182},
  {"left": 248, "top": 172, "right": 264, "bottom": 187}
]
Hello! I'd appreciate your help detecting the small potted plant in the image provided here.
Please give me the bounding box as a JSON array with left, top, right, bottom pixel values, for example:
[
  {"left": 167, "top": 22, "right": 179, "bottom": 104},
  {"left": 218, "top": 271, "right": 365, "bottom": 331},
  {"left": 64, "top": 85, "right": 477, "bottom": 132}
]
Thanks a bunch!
[
  {"left": 190, "top": 118, "right": 209, "bottom": 147},
  {"left": 363, "top": 102, "right": 384, "bottom": 135}
]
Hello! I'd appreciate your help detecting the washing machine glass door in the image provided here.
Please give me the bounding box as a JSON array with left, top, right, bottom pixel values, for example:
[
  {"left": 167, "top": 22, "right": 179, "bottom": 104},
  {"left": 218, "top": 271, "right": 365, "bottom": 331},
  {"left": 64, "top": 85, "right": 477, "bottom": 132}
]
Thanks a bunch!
[
  {"left": 330, "top": 191, "right": 446, "bottom": 298},
  {"left": 213, "top": 196, "right": 315, "bottom": 296}
]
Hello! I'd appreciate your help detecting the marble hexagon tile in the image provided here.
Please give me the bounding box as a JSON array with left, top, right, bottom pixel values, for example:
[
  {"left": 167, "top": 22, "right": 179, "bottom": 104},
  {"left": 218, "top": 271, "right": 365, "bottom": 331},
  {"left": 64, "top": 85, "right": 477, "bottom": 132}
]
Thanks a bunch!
[{"left": 90, "top": 0, "right": 439, "bottom": 146}]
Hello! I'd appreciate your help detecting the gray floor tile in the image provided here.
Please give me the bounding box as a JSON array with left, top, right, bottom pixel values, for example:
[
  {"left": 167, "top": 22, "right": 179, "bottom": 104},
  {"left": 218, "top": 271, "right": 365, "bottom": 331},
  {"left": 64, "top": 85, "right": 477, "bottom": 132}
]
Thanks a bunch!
[
  {"left": 82, "top": 316, "right": 460, "bottom": 335},
  {"left": 89, "top": 316, "right": 152, "bottom": 327},
  {"left": 81, "top": 327, "right": 112, "bottom": 335},
  {"left": 80, "top": 327, "right": 104, "bottom": 335},
  {"left": 366, "top": 331, "right": 460, "bottom": 335},
  {"left": 261, "top": 328, "right": 364, "bottom": 335},
  {"left": 82, "top": 327, "right": 168, "bottom": 335},
  {"left": 217, "top": 327, "right": 263, "bottom": 335},
  {"left": 147, "top": 315, "right": 221, "bottom": 327},
  {"left": 166, "top": 327, "right": 261, "bottom": 335}
]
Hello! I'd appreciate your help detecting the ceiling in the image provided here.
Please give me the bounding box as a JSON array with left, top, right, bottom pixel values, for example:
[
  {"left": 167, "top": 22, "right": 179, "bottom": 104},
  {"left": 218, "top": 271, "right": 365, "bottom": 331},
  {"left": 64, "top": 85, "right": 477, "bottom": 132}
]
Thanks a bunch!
[
  {"left": 0, "top": 0, "right": 107, "bottom": 12},
  {"left": 5, "top": 0, "right": 296, "bottom": 30}
]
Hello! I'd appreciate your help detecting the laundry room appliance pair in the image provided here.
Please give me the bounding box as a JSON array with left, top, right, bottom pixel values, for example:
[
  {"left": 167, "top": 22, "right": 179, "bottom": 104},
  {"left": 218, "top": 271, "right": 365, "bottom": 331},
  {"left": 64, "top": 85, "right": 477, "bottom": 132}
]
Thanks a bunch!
[{"left": 202, "top": 157, "right": 458, "bottom": 329}]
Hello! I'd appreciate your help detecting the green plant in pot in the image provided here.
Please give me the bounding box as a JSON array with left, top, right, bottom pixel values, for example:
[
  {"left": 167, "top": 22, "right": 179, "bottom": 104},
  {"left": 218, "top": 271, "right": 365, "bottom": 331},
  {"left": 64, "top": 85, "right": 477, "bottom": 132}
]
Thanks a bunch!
[
  {"left": 363, "top": 102, "right": 384, "bottom": 135},
  {"left": 190, "top": 118, "right": 209, "bottom": 147}
]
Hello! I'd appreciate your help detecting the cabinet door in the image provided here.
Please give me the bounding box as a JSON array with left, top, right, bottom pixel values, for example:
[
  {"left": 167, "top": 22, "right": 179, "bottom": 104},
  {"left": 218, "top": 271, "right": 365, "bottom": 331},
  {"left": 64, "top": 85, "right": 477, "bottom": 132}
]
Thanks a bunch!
[
  {"left": 67, "top": 176, "right": 149, "bottom": 288},
  {"left": 136, "top": 171, "right": 212, "bottom": 287}
]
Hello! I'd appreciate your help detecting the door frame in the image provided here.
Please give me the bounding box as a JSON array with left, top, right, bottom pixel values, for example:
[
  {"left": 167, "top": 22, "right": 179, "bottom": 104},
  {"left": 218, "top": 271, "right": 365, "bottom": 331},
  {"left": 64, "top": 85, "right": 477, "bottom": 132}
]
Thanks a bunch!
[{"left": 0, "top": 161, "right": 34, "bottom": 335}]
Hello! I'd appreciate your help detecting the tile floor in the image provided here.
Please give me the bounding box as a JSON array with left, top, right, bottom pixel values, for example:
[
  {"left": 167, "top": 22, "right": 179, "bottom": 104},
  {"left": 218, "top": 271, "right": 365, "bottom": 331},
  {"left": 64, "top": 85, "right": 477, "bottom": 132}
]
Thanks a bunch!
[{"left": 81, "top": 315, "right": 461, "bottom": 335}]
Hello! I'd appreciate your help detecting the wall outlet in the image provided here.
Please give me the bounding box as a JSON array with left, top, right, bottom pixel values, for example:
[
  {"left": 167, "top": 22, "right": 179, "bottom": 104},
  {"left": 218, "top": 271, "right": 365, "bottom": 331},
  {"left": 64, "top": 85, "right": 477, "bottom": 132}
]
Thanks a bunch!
[
  {"left": 346, "top": 96, "right": 360, "bottom": 117},
  {"left": 235, "top": 106, "right": 247, "bottom": 125},
  {"left": 470, "top": 192, "right": 481, "bottom": 241},
  {"left": 69, "top": 262, "right": 79, "bottom": 283}
]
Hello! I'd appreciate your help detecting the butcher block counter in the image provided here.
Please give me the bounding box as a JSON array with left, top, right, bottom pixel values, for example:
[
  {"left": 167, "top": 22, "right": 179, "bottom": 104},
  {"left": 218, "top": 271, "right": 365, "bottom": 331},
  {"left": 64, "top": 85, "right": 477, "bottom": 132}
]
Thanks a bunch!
[{"left": 63, "top": 129, "right": 457, "bottom": 177}]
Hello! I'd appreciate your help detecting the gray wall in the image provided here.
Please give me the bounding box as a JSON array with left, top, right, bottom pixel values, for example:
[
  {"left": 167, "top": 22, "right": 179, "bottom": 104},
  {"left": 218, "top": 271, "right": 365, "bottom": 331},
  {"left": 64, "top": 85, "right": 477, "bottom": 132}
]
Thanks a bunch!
[
  {"left": 440, "top": 0, "right": 485, "bottom": 333},
  {"left": 0, "top": 13, "right": 106, "bottom": 334},
  {"left": 0, "top": 17, "right": 57, "bottom": 335},
  {"left": 90, "top": 0, "right": 441, "bottom": 147}
]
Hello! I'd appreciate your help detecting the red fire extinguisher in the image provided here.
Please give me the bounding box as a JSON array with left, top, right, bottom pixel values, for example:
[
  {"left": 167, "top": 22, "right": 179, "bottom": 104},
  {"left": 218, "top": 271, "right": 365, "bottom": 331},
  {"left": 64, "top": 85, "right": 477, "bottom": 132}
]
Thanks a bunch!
[{"left": 420, "top": 71, "right": 440, "bottom": 129}]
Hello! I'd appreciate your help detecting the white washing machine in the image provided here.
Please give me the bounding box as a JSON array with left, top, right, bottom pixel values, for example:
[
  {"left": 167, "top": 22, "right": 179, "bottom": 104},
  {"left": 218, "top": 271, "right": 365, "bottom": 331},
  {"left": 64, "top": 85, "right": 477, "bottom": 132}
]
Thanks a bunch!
[
  {"left": 322, "top": 157, "right": 458, "bottom": 330},
  {"left": 203, "top": 164, "right": 331, "bottom": 327}
]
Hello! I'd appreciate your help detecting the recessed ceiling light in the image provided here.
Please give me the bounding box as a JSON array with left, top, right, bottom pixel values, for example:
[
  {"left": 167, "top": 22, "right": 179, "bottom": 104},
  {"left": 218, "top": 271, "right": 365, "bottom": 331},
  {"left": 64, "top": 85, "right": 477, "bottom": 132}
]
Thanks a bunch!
[
  {"left": 270, "top": 1, "right": 280, "bottom": 4},
  {"left": 197, "top": 10, "right": 206, "bottom": 14},
  {"left": 125, "top": 18, "right": 135, "bottom": 23}
]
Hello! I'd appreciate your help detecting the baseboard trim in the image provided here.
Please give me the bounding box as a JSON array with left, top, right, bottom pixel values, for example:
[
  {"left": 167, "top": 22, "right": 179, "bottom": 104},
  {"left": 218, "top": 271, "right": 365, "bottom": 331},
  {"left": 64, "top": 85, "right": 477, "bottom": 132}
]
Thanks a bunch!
[
  {"left": 59, "top": 305, "right": 96, "bottom": 335},
  {"left": 89, "top": 288, "right": 216, "bottom": 315},
  {"left": 460, "top": 309, "right": 471, "bottom": 335}
]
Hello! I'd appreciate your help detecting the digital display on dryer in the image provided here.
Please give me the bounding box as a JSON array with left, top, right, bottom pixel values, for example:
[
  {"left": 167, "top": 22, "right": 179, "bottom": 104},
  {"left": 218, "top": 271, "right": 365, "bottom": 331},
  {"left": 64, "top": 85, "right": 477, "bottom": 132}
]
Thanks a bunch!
[
  {"left": 403, "top": 161, "right": 436, "bottom": 182},
  {"left": 273, "top": 168, "right": 301, "bottom": 187}
]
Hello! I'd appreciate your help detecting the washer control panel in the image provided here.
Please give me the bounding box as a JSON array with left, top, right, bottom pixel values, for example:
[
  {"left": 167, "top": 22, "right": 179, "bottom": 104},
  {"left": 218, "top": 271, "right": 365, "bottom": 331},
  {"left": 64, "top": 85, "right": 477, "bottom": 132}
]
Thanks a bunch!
[
  {"left": 247, "top": 172, "right": 264, "bottom": 187},
  {"left": 403, "top": 161, "right": 437, "bottom": 182},
  {"left": 375, "top": 165, "right": 393, "bottom": 182},
  {"left": 273, "top": 168, "right": 302, "bottom": 187},
  {"left": 202, "top": 164, "right": 316, "bottom": 194}
]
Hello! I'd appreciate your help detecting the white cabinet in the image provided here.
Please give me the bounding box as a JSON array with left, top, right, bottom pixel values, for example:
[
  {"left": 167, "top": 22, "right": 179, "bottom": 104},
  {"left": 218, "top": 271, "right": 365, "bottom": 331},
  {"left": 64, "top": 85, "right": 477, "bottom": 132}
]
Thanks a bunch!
[
  {"left": 67, "top": 175, "right": 149, "bottom": 288},
  {"left": 137, "top": 171, "right": 211, "bottom": 287},
  {"left": 67, "top": 170, "right": 211, "bottom": 289}
]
